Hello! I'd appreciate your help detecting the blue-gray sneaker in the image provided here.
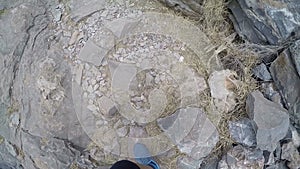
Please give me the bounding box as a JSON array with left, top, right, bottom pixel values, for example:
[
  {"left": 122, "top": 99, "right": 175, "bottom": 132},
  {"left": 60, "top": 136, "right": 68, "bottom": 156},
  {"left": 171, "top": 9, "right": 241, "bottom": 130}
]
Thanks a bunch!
[{"left": 134, "top": 143, "right": 160, "bottom": 169}]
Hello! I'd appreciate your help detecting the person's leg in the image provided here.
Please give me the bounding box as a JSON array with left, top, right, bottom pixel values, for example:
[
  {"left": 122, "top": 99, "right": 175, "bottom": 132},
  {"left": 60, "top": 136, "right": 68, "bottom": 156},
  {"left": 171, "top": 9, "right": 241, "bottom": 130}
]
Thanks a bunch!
[
  {"left": 110, "top": 160, "right": 153, "bottom": 169},
  {"left": 110, "top": 160, "right": 140, "bottom": 169}
]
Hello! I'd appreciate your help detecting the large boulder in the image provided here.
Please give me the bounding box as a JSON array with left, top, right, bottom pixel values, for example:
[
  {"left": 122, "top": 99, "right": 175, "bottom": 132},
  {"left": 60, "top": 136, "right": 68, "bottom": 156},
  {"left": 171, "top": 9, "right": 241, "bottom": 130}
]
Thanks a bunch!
[
  {"left": 246, "top": 91, "right": 289, "bottom": 152},
  {"left": 228, "top": 0, "right": 300, "bottom": 45}
]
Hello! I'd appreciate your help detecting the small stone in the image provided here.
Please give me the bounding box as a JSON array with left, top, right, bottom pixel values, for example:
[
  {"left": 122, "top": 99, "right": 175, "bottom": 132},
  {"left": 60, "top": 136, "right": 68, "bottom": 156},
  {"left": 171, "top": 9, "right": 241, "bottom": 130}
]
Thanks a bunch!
[
  {"left": 69, "top": 30, "right": 80, "bottom": 45},
  {"left": 52, "top": 5, "right": 62, "bottom": 22},
  {"left": 229, "top": 118, "right": 256, "bottom": 147},
  {"left": 208, "top": 70, "right": 238, "bottom": 113},
  {"left": 128, "top": 126, "right": 147, "bottom": 138},
  {"left": 90, "top": 79, "right": 96, "bottom": 86},
  {"left": 95, "top": 91, "right": 102, "bottom": 97},
  {"left": 116, "top": 126, "right": 128, "bottom": 137},
  {"left": 246, "top": 90, "right": 290, "bottom": 151},
  {"left": 87, "top": 85, "right": 93, "bottom": 93},
  {"left": 252, "top": 63, "right": 272, "bottom": 81},
  {"left": 97, "top": 96, "right": 117, "bottom": 118},
  {"left": 93, "top": 84, "right": 99, "bottom": 91}
]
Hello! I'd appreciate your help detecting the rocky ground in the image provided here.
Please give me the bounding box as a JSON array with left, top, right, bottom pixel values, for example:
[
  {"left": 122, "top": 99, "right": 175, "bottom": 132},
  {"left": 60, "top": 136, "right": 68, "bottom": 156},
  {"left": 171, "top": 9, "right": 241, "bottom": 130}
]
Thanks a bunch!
[{"left": 0, "top": 0, "right": 299, "bottom": 169}]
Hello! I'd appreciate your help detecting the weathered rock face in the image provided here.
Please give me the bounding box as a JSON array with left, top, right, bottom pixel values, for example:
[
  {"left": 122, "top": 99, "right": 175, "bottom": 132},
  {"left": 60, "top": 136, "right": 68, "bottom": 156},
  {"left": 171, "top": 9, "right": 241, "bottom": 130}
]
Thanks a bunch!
[
  {"left": 270, "top": 42, "right": 300, "bottom": 133},
  {"left": 246, "top": 91, "right": 289, "bottom": 152},
  {"left": 228, "top": 0, "right": 300, "bottom": 45},
  {"left": 218, "top": 145, "right": 264, "bottom": 169},
  {"left": 0, "top": 0, "right": 92, "bottom": 168},
  {"left": 229, "top": 118, "right": 256, "bottom": 147}
]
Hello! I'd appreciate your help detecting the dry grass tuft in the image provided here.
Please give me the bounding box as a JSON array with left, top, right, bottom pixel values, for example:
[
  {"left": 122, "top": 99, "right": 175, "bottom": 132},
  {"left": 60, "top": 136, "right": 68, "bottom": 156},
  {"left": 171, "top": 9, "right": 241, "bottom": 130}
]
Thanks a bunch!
[{"left": 194, "top": 0, "right": 259, "bottom": 159}]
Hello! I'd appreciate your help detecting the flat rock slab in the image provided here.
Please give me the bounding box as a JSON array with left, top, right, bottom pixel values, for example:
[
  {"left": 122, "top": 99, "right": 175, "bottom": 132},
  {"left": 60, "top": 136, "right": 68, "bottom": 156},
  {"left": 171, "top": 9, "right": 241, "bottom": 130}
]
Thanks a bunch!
[
  {"left": 69, "top": 0, "right": 106, "bottom": 22},
  {"left": 246, "top": 91, "right": 289, "bottom": 151},
  {"left": 78, "top": 39, "right": 107, "bottom": 66},
  {"left": 104, "top": 18, "right": 140, "bottom": 38},
  {"left": 157, "top": 107, "right": 219, "bottom": 160}
]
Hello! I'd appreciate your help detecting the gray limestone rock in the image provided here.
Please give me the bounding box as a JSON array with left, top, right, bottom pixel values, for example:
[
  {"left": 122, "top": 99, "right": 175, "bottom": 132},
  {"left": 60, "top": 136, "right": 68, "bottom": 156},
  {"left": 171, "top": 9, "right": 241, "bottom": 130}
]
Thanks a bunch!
[
  {"left": 104, "top": 18, "right": 140, "bottom": 38},
  {"left": 266, "top": 162, "right": 289, "bottom": 169},
  {"left": 218, "top": 145, "right": 264, "bottom": 169},
  {"left": 177, "top": 156, "right": 203, "bottom": 169},
  {"left": 229, "top": 118, "right": 256, "bottom": 147},
  {"left": 157, "top": 107, "right": 219, "bottom": 160},
  {"left": 199, "top": 157, "right": 219, "bottom": 169},
  {"left": 68, "top": 0, "right": 106, "bottom": 22},
  {"left": 158, "top": 0, "right": 203, "bottom": 18},
  {"left": 246, "top": 91, "right": 290, "bottom": 152},
  {"left": 290, "top": 40, "right": 300, "bottom": 77},
  {"left": 78, "top": 39, "right": 107, "bottom": 66},
  {"left": 270, "top": 48, "right": 300, "bottom": 133},
  {"left": 252, "top": 63, "right": 272, "bottom": 81},
  {"left": 229, "top": 0, "right": 300, "bottom": 45}
]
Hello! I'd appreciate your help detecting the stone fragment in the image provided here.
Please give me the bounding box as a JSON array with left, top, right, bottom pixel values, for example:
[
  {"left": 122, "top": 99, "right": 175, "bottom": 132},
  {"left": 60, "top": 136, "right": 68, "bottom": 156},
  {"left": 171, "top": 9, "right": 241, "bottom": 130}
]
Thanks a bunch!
[
  {"left": 252, "top": 63, "right": 272, "bottom": 81},
  {"left": 116, "top": 126, "right": 128, "bottom": 137},
  {"left": 104, "top": 18, "right": 139, "bottom": 38},
  {"left": 208, "top": 70, "right": 238, "bottom": 113},
  {"left": 69, "top": 0, "right": 106, "bottom": 22},
  {"left": 246, "top": 91, "right": 290, "bottom": 151},
  {"left": 218, "top": 145, "right": 264, "bottom": 169},
  {"left": 78, "top": 39, "right": 107, "bottom": 66},
  {"left": 93, "top": 31, "right": 116, "bottom": 50},
  {"left": 97, "top": 96, "right": 117, "bottom": 118},
  {"left": 158, "top": 0, "right": 203, "bottom": 18},
  {"left": 128, "top": 126, "right": 147, "bottom": 138},
  {"left": 281, "top": 141, "right": 300, "bottom": 169},
  {"left": 229, "top": 118, "right": 256, "bottom": 147},
  {"left": 69, "top": 30, "right": 80, "bottom": 45},
  {"left": 51, "top": 5, "right": 62, "bottom": 22},
  {"left": 270, "top": 49, "right": 300, "bottom": 132},
  {"left": 199, "top": 157, "right": 219, "bottom": 169},
  {"left": 176, "top": 156, "right": 203, "bottom": 169},
  {"left": 157, "top": 107, "right": 219, "bottom": 160}
]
